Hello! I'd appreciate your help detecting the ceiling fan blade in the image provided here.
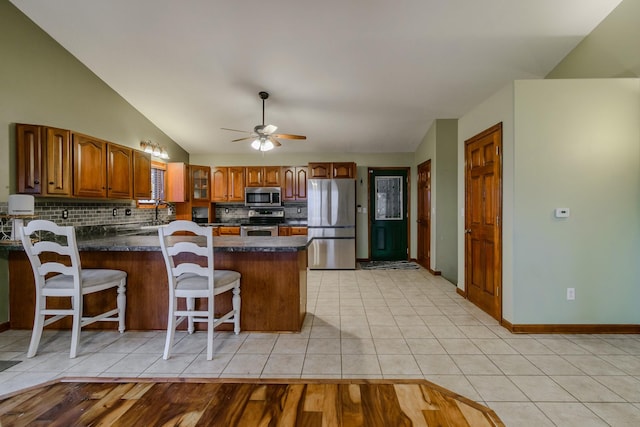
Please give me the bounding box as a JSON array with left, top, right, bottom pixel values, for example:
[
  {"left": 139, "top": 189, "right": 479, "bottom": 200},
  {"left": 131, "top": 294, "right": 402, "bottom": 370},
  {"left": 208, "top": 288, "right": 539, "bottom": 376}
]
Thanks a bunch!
[
  {"left": 262, "top": 124, "right": 278, "bottom": 134},
  {"left": 231, "top": 136, "right": 253, "bottom": 143},
  {"left": 221, "top": 127, "right": 252, "bottom": 134},
  {"left": 267, "top": 136, "right": 282, "bottom": 147},
  {"left": 272, "top": 133, "right": 306, "bottom": 140}
]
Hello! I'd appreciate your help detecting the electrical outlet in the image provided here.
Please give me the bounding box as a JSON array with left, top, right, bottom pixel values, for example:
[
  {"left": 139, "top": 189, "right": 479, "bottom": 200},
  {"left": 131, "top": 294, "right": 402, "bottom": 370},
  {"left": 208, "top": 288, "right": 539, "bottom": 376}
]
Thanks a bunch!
[
  {"left": 567, "top": 288, "right": 575, "bottom": 300},
  {"left": 62, "top": 209, "right": 68, "bottom": 219},
  {"left": 112, "top": 208, "right": 118, "bottom": 216},
  {"left": 225, "top": 208, "right": 229, "bottom": 214}
]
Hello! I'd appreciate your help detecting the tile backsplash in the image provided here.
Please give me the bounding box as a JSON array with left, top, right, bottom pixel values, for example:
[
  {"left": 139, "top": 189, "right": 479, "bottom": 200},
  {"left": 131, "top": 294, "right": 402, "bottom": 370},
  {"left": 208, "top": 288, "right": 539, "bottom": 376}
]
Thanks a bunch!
[
  {"left": 214, "top": 202, "right": 307, "bottom": 223},
  {"left": 0, "top": 200, "right": 175, "bottom": 239},
  {"left": 1, "top": 199, "right": 307, "bottom": 239}
]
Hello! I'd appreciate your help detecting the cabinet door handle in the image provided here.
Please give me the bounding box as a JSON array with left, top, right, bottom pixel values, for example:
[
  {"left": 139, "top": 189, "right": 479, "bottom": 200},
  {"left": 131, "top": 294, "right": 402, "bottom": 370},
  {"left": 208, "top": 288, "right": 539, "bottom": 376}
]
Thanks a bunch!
[{"left": 34, "top": 180, "right": 39, "bottom": 184}]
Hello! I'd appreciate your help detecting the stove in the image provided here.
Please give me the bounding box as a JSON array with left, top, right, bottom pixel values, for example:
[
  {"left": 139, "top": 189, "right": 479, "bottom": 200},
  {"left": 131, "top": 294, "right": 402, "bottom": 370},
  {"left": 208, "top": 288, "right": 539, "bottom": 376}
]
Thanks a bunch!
[{"left": 240, "top": 208, "right": 284, "bottom": 237}]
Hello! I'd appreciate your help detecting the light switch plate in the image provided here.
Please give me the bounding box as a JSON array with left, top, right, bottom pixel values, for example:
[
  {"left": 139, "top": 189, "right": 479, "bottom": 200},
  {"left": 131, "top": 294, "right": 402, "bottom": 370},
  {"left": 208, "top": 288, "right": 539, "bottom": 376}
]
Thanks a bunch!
[{"left": 555, "top": 208, "right": 570, "bottom": 218}]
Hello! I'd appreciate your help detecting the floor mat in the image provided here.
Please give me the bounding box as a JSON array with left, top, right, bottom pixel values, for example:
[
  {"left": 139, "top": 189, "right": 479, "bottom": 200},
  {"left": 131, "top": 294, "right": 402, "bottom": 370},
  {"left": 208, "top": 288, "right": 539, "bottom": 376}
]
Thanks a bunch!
[
  {"left": 0, "top": 361, "right": 21, "bottom": 372},
  {"left": 359, "top": 260, "right": 420, "bottom": 270}
]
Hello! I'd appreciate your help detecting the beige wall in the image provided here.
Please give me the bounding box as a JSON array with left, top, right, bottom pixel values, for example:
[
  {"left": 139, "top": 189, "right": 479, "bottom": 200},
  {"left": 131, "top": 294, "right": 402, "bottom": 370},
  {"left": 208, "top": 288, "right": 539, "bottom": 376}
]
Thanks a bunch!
[
  {"left": 411, "top": 119, "right": 458, "bottom": 281},
  {"left": 0, "top": 1, "right": 187, "bottom": 323},
  {"left": 547, "top": 0, "right": 640, "bottom": 79},
  {"left": 512, "top": 78, "right": 639, "bottom": 324},
  {"left": 0, "top": 1, "right": 188, "bottom": 201},
  {"left": 412, "top": 123, "right": 436, "bottom": 269},
  {"left": 457, "top": 78, "right": 640, "bottom": 325},
  {"left": 458, "top": 83, "right": 515, "bottom": 321}
]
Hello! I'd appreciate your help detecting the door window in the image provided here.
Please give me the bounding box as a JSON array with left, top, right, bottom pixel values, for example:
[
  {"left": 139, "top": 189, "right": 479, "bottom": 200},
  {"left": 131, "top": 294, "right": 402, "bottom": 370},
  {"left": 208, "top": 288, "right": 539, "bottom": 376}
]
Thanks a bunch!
[{"left": 375, "top": 176, "right": 403, "bottom": 220}]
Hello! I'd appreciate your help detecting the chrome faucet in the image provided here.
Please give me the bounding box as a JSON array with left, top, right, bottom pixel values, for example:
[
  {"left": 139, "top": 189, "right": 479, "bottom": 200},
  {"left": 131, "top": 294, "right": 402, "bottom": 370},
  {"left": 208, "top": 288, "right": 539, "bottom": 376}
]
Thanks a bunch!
[{"left": 154, "top": 199, "right": 164, "bottom": 225}]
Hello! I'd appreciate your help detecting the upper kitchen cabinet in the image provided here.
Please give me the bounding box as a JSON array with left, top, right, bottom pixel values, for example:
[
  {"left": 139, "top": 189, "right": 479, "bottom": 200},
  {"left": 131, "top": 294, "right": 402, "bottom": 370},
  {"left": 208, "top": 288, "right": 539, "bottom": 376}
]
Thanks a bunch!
[
  {"left": 211, "top": 166, "right": 245, "bottom": 202},
  {"left": 44, "top": 127, "right": 72, "bottom": 196},
  {"left": 74, "top": 133, "right": 134, "bottom": 199},
  {"left": 16, "top": 123, "right": 151, "bottom": 200},
  {"left": 73, "top": 133, "right": 109, "bottom": 198},
  {"left": 308, "top": 162, "right": 330, "bottom": 179},
  {"left": 282, "top": 166, "right": 308, "bottom": 201},
  {"left": 107, "top": 144, "right": 134, "bottom": 199},
  {"left": 166, "top": 162, "right": 189, "bottom": 203},
  {"left": 308, "top": 162, "right": 356, "bottom": 179},
  {"left": 245, "top": 166, "right": 281, "bottom": 187},
  {"left": 132, "top": 150, "right": 152, "bottom": 200},
  {"left": 16, "top": 124, "right": 72, "bottom": 196},
  {"left": 16, "top": 124, "right": 43, "bottom": 195},
  {"left": 332, "top": 162, "right": 356, "bottom": 179},
  {"left": 190, "top": 165, "right": 210, "bottom": 202}
]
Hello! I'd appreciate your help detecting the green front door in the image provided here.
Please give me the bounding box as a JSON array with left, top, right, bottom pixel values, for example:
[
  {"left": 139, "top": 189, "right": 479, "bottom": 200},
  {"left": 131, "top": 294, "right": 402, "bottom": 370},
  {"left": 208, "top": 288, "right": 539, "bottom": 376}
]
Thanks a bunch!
[{"left": 369, "top": 168, "right": 408, "bottom": 261}]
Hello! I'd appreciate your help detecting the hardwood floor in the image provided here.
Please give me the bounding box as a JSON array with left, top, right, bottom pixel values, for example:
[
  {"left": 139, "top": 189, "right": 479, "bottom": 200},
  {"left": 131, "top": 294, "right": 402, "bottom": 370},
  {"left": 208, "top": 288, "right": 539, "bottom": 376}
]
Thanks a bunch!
[{"left": 0, "top": 377, "right": 504, "bottom": 426}]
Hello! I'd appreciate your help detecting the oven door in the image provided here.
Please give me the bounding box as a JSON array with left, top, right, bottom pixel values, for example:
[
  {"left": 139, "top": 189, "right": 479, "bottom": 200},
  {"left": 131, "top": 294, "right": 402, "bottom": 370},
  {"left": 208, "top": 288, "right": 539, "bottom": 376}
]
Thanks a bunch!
[{"left": 241, "top": 225, "right": 278, "bottom": 237}]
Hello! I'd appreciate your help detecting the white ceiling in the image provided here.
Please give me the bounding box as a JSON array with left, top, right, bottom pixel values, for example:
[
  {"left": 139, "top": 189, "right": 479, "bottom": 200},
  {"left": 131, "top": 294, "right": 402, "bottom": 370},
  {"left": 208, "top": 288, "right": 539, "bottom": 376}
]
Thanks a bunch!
[{"left": 11, "top": 0, "right": 621, "bottom": 155}]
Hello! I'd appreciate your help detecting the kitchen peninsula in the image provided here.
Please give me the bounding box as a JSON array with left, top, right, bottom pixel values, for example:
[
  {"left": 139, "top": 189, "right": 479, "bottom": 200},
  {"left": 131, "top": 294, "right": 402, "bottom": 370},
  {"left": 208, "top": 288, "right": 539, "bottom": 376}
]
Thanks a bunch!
[{"left": 8, "top": 234, "right": 310, "bottom": 333}]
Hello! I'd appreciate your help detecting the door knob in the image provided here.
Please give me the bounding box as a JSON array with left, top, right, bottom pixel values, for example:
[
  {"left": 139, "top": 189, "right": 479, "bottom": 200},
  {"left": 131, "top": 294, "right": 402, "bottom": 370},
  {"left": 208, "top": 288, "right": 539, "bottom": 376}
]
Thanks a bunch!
[{"left": 465, "top": 229, "right": 472, "bottom": 234}]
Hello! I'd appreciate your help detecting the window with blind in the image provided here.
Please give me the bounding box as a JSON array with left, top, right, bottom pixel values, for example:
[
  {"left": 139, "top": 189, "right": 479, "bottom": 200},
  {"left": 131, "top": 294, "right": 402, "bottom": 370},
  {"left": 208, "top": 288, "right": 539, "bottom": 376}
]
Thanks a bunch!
[{"left": 138, "top": 163, "right": 166, "bottom": 205}]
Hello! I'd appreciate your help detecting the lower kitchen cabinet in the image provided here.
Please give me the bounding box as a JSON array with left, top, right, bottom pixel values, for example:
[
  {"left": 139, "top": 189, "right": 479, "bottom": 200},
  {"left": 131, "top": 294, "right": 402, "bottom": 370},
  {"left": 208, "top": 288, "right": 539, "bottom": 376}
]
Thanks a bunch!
[
  {"left": 219, "top": 226, "right": 241, "bottom": 236},
  {"left": 279, "top": 225, "right": 291, "bottom": 236},
  {"left": 279, "top": 225, "right": 307, "bottom": 236},
  {"left": 291, "top": 226, "right": 308, "bottom": 236}
]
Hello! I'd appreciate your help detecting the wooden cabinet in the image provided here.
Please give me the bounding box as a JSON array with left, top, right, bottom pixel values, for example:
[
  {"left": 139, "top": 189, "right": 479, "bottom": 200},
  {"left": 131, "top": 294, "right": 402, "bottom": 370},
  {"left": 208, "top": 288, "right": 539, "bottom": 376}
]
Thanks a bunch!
[
  {"left": 282, "top": 166, "right": 308, "bottom": 201},
  {"left": 191, "top": 165, "right": 210, "bottom": 202},
  {"left": 279, "top": 225, "right": 307, "bottom": 236},
  {"left": 107, "top": 144, "right": 133, "bottom": 199},
  {"left": 308, "top": 162, "right": 355, "bottom": 179},
  {"left": 212, "top": 167, "right": 245, "bottom": 202},
  {"left": 73, "top": 133, "right": 134, "bottom": 199},
  {"left": 278, "top": 225, "right": 291, "bottom": 236},
  {"left": 308, "top": 162, "right": 331, "bottom": 179},
  {"left": 44, "top": 127, "right": 72, "bottom": 196},
  {"left": 211, "top": 167, "right": 228, "bottom": 202},
  {"left": 219, "top": 226, "right": 241, "bottom": 236},
  {"left": 228, "top": 167, "right": 245, "bottom": 201},
  {"left": 16, "top": 124, "right": 43, "bottom": 195},
  {"left": 332, "top": 162, "right": 356, "bottom": 179},
  {"left": 291, "top": 226, "right": 308, "bottom": 235},
  {"left": 245, "top": 166, "right": 281, "bottom": 187},
  {"left": 210, "top": 225, "right": 242, "bottom": 236},
  {"left": 166, "top": 162, "right": 189, "bottom": 203},
  {"left": 16, "top": 124, "right": 151, "bottom": 200},
  {"left": 132, "top": 150, "right": 152, "bottom": 200},
  {"left": 167, "top": 163, "right": 215, "bottom": 222},
  {"left": 73, "top": 133, "right": 108, "bottom": 198},
  {"left": 16, "top": 124, "right": 72, "bottom": 196}
]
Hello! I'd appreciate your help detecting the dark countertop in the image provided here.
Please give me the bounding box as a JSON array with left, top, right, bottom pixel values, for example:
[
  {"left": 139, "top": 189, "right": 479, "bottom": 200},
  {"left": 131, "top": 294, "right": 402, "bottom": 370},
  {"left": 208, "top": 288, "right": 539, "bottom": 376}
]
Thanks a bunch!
[
  {"left": 1, "top": 234, "right": 311, "bottom": 253},
  {"left": 203, "top": 220, "right": 308, "bottom": 227}
]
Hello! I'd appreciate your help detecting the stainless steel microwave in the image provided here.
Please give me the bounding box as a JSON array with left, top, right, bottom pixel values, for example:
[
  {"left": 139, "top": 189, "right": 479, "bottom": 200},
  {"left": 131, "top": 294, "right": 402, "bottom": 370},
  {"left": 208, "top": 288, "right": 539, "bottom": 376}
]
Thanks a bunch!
[{"left": 244, "top": 187, "right": 281, "bottom": 207}]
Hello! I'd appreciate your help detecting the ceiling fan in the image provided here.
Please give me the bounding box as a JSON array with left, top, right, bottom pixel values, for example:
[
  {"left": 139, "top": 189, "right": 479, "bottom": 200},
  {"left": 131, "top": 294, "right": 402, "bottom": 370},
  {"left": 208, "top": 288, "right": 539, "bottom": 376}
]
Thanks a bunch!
[{"left": 222, "top": 91, "right": 306, "bottom": 151}]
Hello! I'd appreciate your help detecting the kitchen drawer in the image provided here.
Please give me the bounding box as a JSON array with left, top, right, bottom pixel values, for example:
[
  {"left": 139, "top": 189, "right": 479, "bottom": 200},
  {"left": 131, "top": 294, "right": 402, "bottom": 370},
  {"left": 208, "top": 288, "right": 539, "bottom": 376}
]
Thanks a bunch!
[
  {"left": 219, "top": 226, "right": 240, "bottom": 236},
  {"left": 290, "top": 226, "right": 307, "bottom": 236}
]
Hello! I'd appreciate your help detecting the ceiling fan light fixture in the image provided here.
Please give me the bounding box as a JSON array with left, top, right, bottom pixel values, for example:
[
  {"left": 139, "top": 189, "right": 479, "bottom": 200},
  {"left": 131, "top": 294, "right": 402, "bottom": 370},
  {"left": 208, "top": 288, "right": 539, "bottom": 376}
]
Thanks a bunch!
[
  {"left": 251, "top": 137, "right": 274, "bottom": 152},
  {"left": 223, "top": 91, "right": 306, "bottom": 152}
]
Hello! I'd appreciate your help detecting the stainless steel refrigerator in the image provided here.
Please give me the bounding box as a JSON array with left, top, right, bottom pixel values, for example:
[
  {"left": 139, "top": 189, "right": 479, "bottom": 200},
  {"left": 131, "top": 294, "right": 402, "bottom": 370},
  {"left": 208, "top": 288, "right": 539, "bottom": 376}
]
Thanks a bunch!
[{"left": 307, "top": 178, "right": 356, "bottom": 269}]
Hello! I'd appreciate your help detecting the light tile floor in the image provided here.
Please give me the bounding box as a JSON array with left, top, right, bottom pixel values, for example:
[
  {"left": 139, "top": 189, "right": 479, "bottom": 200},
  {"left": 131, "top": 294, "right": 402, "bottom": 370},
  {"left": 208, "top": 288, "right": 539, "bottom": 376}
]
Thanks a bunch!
[{"left": 1, "top": 268, "right": 639, "bottom": 426}]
